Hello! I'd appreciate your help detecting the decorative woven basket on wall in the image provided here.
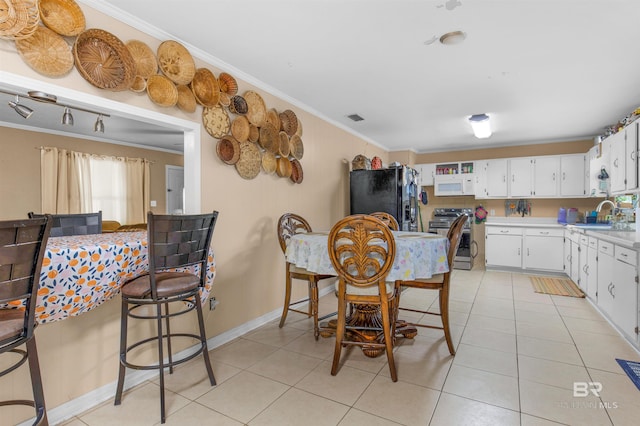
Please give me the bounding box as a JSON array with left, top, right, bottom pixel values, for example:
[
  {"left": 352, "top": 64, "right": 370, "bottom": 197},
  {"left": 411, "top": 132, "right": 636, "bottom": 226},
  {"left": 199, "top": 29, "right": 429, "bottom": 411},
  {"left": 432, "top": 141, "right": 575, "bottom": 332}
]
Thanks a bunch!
[
  {"left": 15, "top": 25, "right": 74, "bottom": 77},
  {"left": 146, "top": 74, "right": 178, "bottom": 107},
  {"left": 0, "top": 0, "right": 39, "bottom": 40},
  {"left": 38, "top": 0, "right": 86, "bottom": 37},
  {"left": 352, "top": 154, "right": 371, "bottom": 170},
  {"left": 157, "top": 40, "right": 196, "bottom": 85}
]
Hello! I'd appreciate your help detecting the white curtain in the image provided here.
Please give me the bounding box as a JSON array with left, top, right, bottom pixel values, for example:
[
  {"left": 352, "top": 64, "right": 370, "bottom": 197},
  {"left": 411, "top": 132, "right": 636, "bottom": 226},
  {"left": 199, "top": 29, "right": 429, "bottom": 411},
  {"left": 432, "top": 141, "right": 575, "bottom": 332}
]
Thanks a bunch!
[{"left": 41, "top": 147, "right": 93, "bottom": 214}]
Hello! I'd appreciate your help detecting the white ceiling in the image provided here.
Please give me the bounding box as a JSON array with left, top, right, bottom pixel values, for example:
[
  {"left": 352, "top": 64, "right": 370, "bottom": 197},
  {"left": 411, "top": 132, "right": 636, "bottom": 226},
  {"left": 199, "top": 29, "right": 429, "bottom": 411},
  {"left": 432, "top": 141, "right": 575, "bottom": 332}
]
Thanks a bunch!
[{"left": 5, "top": 1, "right": 640, "bottom": 154}]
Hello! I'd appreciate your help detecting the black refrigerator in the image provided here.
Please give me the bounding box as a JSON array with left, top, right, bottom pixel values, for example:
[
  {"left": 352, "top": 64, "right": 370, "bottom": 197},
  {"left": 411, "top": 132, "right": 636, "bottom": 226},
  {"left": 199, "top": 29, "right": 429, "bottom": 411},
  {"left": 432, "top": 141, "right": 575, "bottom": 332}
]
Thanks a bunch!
[{"left": 350, "top": 166, "right": 419, "bottom": 231}]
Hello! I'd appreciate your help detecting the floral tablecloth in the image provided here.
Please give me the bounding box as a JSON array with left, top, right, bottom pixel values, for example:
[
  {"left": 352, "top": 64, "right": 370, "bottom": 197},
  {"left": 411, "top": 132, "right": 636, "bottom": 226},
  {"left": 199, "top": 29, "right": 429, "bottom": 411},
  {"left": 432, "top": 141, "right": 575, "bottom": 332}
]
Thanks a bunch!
[
  {"left": 10, "top": 231, "right": 216, "bottom": 324},
  {"left": 285, "top": 231, "right": 449, "bottom": 280}
]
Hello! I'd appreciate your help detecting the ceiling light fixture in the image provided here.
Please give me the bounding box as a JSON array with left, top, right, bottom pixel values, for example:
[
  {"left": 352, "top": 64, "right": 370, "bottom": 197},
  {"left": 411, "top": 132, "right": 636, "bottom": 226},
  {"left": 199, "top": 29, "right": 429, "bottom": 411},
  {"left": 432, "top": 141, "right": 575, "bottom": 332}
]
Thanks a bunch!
[
  {"left": 439, "top": 31, "right": 466, "bottom": 45},
  {"left": 62, "top": 107, "right": 74, "bottom": 126},
  {"left": 8, "top": 95, "right": 34, "bottom": 119},
  {"left": 94, "top": 114, "right": 105, "bottom": 133},
  {"left": 468, "top": 113, "right": 492, "bottom": 139}
]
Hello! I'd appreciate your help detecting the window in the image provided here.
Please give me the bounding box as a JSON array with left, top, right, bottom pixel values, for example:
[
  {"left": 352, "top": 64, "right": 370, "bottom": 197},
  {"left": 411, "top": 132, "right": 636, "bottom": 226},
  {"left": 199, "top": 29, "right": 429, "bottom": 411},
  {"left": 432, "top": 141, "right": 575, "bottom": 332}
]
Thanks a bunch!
[{"left": 90, "top": 157, "right": 127, "bottom": 224}]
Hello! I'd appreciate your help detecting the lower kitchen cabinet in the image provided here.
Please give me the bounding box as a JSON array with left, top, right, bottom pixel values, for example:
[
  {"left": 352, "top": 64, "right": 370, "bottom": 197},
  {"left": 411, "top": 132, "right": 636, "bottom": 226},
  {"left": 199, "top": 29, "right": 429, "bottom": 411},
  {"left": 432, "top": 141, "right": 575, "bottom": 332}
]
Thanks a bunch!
[
  {"left": 611, "top": 245, "right": 638, "bottom": 343},
  {"left": 585, "top": 237, "right": 598, "bottom": 300},
  {"left": 485, "top": 225, "right": 563, "bottom": 273},
  {"left": 596, "top": 240, "right": 615, "bottom": 317},
  {"left": 485, "top": 227, "right": 522, "bottom": 269}
]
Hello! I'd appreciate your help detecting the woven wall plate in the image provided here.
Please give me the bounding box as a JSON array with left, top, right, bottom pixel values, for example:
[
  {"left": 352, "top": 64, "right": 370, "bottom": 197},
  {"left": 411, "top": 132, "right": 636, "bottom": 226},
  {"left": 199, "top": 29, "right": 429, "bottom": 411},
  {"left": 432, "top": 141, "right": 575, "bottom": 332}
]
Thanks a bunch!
[
  {"left": 126, "top": 39, "right": 157, "bottom": 78},
  {"left": 0, "top": 0, "right": 39, "bottom": 40},
  {"left": 278, "top": 131, "right": 290, "bottom": 157},
  {"left": 157, "top": 40, "right": 196, "bottom": 85},
  {"left": 279, "top": 109, "right": 299, "bottom": 136},
  {"left": 218, "top": 72, "right": 238, "bottom": 95},
  {"left": 276, "top": 156, "right": 292, "bottom": 178},
  {"left": 202, "top": 104, "right": 230, "bottom": 139},
  {"left": 73, "top": 28, "right": 136, "bottom": 91},
  {"left": 261, "top": 150, "right": 277, "bottom": 174},
  {"left": 190, "top": 67, "right": 220, "bottom": 107},
  {"left": 235, "top": 141, "right": 261, "bottom": 180},
  {"left": 219, "top": 91, "right": 230, "bottom": 107},
  {"left": 290, "top": 159, "right": 303, "bottom": 184},
  {"left": 216, "top": 135, "right": 240, "bottom": 165},
  {"left": 266, "top": 108, "right": 280, "bottom": 130},
  {"left": 129, "top": 75, "right": 147, "bottom": 93},
  {"left": 229, "top": 95, "right": 248, "bottom": 115},
  {"left": 248, "top": 124, "right": 259, "bottom": 143},
  {"left": 231, "top": 115, "right": 250, "bottom": 142},
  {"left": 15, "top": 25, "right": 74, "bottom": 77},
  {"left": 146, "top": 74, "right": 178, "bottom": 107},
  {"left": 176, "top": 84, "right": 196, "bottom": 113},
  {"left": 38, "top": 0, "right": 85, "bottom": 37},
  {"left": 259, "top": 123, "right": 279, "bottom": 154},
  {"left": 243, "top": 90, "right": 267, "bottom": 127},
  {"left": 289, "top": 134, "right": 304, "bottom": 160}
]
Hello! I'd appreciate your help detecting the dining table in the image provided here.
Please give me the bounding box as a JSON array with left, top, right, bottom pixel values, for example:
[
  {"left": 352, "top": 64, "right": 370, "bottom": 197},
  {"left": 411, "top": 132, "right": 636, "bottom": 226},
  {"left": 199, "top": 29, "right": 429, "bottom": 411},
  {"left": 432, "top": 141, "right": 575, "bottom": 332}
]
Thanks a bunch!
[
  {"left": 285, "top": 230, "right": 449, "bottom": 357},
  {"left": 3, "top": 231, "right": 216, "bottom": 324}
]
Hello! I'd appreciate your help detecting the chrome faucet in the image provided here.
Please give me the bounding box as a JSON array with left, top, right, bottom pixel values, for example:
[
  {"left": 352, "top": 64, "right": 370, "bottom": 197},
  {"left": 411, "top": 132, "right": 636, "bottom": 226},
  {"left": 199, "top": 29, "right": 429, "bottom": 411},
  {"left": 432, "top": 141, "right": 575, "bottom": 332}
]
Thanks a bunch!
[{"left": 595, "top": 199, "right": 616, "bottom": 212}]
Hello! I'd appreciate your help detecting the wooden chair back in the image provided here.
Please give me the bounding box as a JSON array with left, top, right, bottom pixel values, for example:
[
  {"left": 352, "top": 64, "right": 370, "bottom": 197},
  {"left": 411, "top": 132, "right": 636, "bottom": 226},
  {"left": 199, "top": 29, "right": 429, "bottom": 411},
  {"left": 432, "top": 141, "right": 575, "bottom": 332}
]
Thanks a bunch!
[
  {"left": 445, "top": 214, "right": 467, "bottom": 271},
  {"left": 370, "top": 212, "right": 399, "bottom": 231},
  {"left": 277, "top": 213, "right": 312, "bottom": 254}
]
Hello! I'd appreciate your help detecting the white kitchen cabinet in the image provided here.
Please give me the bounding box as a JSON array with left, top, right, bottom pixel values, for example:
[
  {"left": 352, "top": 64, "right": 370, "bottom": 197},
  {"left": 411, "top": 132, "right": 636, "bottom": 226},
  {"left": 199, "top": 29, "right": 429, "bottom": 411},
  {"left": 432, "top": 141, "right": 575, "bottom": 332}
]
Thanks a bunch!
[
  {"left": 586, "top": 237, "right": 598, "bottom": 300},
  {"left": 578, "top": 235, "right": 589, "bottom": 291},
  {"left": 532, "top": 156, "right": 560, "bottom": 197},
  {"left": 478, "top": 159, "right": 508, "bottom": 198},
  {"left": 609, "top": 131, "right": 627, "bottom": 193},
  {"left": 415, "top": 163, "right": 436, "bottom": 186},
  {"left": 509, "top": 157, "right": 533, "bottom": 197},
  {"left": 570, "top": 231, "right": 580, "bottom": 284},
  {"left": 523, "top": 228, "right": 564, "bottom": 271},
  {"left": 588, "top": 143, "right": 609, "bottom": 197},
  {"left": 560, "top": 154, "right": 587, "bottom": 197},
  {"left": 485, "top": 227, "right": 522, "bottom": 269},
  {"left": 596, "top": 240, "right": 615, "bottom": 317},
  {"left": 625, "top": 122, "right": 638, "bottom": 192},
  {"left": 611, "top": 245, "right": 638, "bottom": 343}
]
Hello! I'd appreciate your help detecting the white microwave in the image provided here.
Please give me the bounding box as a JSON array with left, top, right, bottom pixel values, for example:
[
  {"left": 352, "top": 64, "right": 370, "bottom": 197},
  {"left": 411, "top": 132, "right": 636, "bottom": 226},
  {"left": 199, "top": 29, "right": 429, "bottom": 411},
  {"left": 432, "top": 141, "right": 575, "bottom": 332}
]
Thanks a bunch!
[{"left": 434, "top": 174, "right": 475, "bottom": 196}]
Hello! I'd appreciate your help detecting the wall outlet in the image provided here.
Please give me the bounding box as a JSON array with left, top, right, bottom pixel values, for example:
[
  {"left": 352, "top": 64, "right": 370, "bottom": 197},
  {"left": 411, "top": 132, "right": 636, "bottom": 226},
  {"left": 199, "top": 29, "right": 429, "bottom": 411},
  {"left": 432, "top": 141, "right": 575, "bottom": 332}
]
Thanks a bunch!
[
  {"left": 209, "top": 297, "right": 219, "bottom": 310},
  {"left": 150, "top": 200, "right": 157, "bottom": 207},
  {"left": 490, "top": 209, "right": 495, "bottom": 216}
]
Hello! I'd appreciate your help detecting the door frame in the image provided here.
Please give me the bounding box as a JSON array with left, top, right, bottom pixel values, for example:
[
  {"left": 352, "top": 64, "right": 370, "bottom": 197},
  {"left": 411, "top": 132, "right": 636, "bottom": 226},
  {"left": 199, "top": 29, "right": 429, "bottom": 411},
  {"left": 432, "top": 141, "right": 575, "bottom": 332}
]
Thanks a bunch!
[{"left": 166, "top": 165, "right": 185, "bottom": 214}]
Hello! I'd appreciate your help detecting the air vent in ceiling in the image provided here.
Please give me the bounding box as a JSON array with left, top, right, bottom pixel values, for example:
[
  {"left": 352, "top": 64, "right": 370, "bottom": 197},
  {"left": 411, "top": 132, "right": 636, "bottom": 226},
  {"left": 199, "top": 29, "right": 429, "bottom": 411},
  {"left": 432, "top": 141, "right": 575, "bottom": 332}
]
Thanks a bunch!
[{"left": 347, "top": 114, "right": 364, "bottom": 122}]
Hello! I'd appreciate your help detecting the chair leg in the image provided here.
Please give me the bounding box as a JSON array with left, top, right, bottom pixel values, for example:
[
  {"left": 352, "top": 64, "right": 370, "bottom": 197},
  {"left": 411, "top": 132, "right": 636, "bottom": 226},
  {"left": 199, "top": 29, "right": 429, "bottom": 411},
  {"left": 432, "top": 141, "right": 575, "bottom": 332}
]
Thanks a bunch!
[
  {"left": 25, "top": 337, "right": 48, "bottom": 426},
  {"left": 156, "top": 303, "right": 166, "bottom": 424},
  {"left": 195, "top": 295, "right": 216, "bottom": 386},
  {"left": 331, "top": 292, "right": 347, "bottom": 376},
  {"left": 164, "top": 302, "right": 173, "bottom": 374},
  {"left": 440, "top": 287, "right": 455, "bottom": 355},
  {"left": 309, "top": 278, "right": 320, "bottom": 340},
  {"left": 380, "top": 298, "right": 398, "bottom": 382},
  {"left": 279, "top": 267, "right": 293, "bottom": 328},
  {"left": 114, "top": 299, "right": 129, "bottom": 405}
]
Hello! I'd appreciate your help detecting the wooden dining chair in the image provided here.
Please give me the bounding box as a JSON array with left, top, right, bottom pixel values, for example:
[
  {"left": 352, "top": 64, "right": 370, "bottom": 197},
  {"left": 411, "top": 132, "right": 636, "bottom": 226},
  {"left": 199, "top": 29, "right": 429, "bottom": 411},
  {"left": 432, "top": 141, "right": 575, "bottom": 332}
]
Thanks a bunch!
[
  {"left": 396, "top": 213, "right": 467, "bottom": 355},
  {"left": 28, "top": 211, "right": 102, "bottom": 237},
  {"left": 114, "top": 211, "right": 218, "bottom": 424},
  {"left": 0, "top": 216, "right": 52, "bottom": 426},
  {"left": 277, "top": 213, "right": 336, "bottom": 339},
  {"left": 370, "top": 212, "right": 399, "bottom": 231},
  {"left": 328, "top": 214, "right": 400, "bottom": 381}
]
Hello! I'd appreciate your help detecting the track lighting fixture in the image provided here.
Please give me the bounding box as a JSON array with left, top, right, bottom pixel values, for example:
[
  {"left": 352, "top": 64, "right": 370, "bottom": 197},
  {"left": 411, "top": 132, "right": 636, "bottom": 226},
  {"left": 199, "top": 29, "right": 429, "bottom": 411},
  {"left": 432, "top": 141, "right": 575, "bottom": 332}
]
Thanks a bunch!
[
  {"left": 62, "top": 107, "right": 74, "bottom": 125},
  {"left": 1, "top": 88, "right": 109, "bottom": 131},
  {"left": 94, "top": 114, "right": 104, "bottom": 133},
  {"left": 8, "top": 95, "right": 34, "bottom": 119}
]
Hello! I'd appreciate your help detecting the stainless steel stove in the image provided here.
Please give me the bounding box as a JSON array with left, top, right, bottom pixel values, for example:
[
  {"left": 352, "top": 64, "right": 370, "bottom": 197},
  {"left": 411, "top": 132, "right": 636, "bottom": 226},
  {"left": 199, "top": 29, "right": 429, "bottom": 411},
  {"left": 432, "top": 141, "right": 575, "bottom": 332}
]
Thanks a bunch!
[{"left": 428, "top": 208, "right": 474, "bottom": 270}]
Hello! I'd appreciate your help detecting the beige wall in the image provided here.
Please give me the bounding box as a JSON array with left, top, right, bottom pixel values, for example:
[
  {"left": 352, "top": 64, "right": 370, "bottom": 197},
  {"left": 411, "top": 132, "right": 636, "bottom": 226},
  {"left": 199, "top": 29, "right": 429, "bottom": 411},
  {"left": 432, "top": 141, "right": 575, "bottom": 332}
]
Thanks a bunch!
[
  {"left": 0, "top": 4, "right": 387, "bottom": 424},
  {"left": 0, "top": 127, "right": 183, "bottom": 221}
]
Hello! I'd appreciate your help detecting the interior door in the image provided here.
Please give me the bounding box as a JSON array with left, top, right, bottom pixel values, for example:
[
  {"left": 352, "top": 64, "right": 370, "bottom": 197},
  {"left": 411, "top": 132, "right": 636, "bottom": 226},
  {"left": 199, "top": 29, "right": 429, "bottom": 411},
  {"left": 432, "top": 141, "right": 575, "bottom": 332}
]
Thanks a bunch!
[{"left": 166, "top": 165, "right": 184, "bottom": 214}]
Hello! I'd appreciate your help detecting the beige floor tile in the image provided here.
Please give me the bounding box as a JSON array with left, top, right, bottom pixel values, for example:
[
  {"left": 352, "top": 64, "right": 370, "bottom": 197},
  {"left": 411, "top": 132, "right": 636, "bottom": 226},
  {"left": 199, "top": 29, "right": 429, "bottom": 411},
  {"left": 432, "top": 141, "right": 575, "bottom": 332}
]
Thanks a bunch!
[
  {"left": 338, "top": 408, "right": 402, "bottom": 425},
  {"left": 209, "top": 338, "right": 279, "bottom": 369},
  {"left": 295, "top": 360, "right": 375, "bottom": 405},
  {"left": 516, "top": 310, "right": 564, "bottom": 327},
  {"left": 247, "top": 348, "right": 323, "bottom": 385},
  {"left": 449, "top": 299, "right": 473, "bottom": 313},
  {"left": 470, "top": 302, "right": 515, "bottom": 320},
  {"left": 556, "top": 304, "right": 605, "bottom": 321},
  {"left": 588, "top": 367, "right": 640, "bottom": 426},
  {"left": 518, "top": 354, "right": 591, "bottom": 390},
  {"left": 513, "top": 290, "right": 556, "bottom": 304},
  {"left": 515, "top": 321, "right": 574, "bottom": 344},
  {"left": 394, "top": 333, "right": 455, "bottom": 359},
  {"left": 551, "top": 294, "right": 591, "bottom": 307},
  {"left": 249, "top": 387, "right": 349, "bottom": 426},
  {"left": 242, "top": 322, "right": 307, "bottom": 347},
  {"left": 58, "top": 418, "right": 88, "bottom": 426},
  {"left": 517, "top": 335, "right": 583, "bottom": 366},
  {"left": 453, "top": 343, "right": 518, "bottom": 377},
  {"left": 414, "top": 309, "right": 469, "bottom": 327},
  {"left": 520, "top": 413, "right": 568, "bottom": 425},
  {"left": 466, "top": 313, "right": 516, "bottom": 334},
  {"left": 195, "top": 371, "right": 289, "bottom": 424},
  {"left": 519, "top": 379, "right": 613, "bottom": 425},
  {"left": 563, "top": 316, "right": 618, "bottom": 336},
  {"left": 80, "top": 382, "right": 190, "bottom": 426},
  {"left": 475, "top": 287, "right": 514, "bottom": 301},
  {"left": 354, "top": 375, "right": 440, "bottom": 425},
  {"left": 430, "top": 392, "right": 520, "bottom": 426},
  {"left": 163, "top": 401, "right": 242, "bottom": 425},
  {"left": 571, "top": 331, "right": 640, "bottom": 373},
  {"left": 378, "top": 347, "right": 454, "bottom": 390},
  {"left": 151, "top": 356, "right": 241, "bottom": 400},
  {"left": 460, "top": 326, "right": 517, "bottom": 353},
  {"left": 333, "top": 345, "right": 389, "bottom": 375},
  {"left": 515, "top": 300, "right": 561, "bottom": 314},
  {"left": 442, "top": 364, "right": 519, "bottom": 411},
  {"left": 282, "top": 330, "right": 335, "bottom": 360}
]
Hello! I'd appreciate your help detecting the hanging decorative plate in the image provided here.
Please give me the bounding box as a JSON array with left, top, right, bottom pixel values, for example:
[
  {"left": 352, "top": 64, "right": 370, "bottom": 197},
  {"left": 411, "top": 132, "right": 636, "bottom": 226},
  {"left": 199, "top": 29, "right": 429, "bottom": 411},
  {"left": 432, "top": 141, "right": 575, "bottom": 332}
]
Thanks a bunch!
[
  {"left": 235, "top": 141, "right": 261, "bottom": 180},
  {"left": 202, "top": 104, "right": 230, "bottom": 139},
  {"left": 243, "top": 90, "right": 267, "bottom": 127},
  {"left": 290, "top": 159, "right": 303, "bottom": 184},
  {"left": 289, "top": 134, "right": 304, "bottom": 160},
  {"left": 15, "top": 25, "right": 74, "bottom": 77},
  {"left": 38, "top": 0, "right": 86, "bottom": 37},
  {"left": 126, "top": 39, "right": 157, "bottom": 78},
  {"left": 190, "top": 67, "right": 220, "bottom": 107},
  {"left": 73, "top": 28, "right": 136, "bottom": 91},
  {"left": 216, "top": 135, "right": 240, "bottom": 165},
  {"left": 176, "top": 84, "right": 197, "bottom": 113},
  {"left": 261, "top": 150, "right": 277, "bottom": 174},
  {"left": 157, "top": 40, "right": 196, "bottom": 85},
  {"left": 231, "top": 115, "right": 250, "bottom": 142},
  {"left": 146, "top": 74, "right": 178, "bottom": 107}
]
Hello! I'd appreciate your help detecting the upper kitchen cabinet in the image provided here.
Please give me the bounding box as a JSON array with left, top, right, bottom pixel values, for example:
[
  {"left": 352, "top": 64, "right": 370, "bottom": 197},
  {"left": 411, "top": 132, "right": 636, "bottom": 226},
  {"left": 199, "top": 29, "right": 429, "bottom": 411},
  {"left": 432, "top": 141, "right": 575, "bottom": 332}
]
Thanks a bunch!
[
  {"left": 475, "top": 158, "right": 508, "bottom": 198},
  {"left": 509, "top": 157, "right": 534, "bottom": 197},
  {"left": 560, "top": 154, "right": 587, "bottom": 197},
  {"left": 415, "top": 163, "right": 436, "bottom": 186},
  {"left": 533, "top": 156, "right": 561, "bottom": 197},
  {"left": 608, "top": 122, "right": 638, "bottom": 194}
]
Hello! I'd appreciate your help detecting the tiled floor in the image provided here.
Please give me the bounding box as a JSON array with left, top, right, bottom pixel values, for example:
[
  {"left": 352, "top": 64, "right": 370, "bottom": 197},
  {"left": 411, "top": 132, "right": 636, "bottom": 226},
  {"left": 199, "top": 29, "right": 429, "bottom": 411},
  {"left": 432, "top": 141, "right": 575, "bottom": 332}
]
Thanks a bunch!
[{"left": 62, "top": 270, "right": 640, "bottom": 426}]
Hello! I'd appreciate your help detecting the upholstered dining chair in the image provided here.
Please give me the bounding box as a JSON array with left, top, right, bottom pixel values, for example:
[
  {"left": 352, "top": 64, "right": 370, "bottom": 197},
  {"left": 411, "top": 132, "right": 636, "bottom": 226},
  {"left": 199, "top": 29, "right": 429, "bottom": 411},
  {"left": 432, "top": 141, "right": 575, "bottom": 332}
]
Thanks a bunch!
[
  {"left": 28, "top": 211, "right": 102, "bottom": 237},
  {"left": 327, "top": 214, "right": 400, "bottom": 381},
  {"left": 0, "top": 215, "right": 52, "bottom": 426},
  {"left": 277, "top": 213, "right": 336, "bottom": 339},
  {"left": 114, "top": 211, "right": 218, "bottom": 424},
  {"left": 396, "top": 213, "right": 467, "bottom": 355},
  {"left": 370, "top": 211, "right": 399, "bottom": 231}
]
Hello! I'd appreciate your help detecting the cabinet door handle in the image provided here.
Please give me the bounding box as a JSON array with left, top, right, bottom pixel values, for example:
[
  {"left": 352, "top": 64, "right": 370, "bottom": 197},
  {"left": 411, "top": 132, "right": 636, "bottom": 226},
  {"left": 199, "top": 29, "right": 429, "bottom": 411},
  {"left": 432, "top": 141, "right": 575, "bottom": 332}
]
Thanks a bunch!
[
  {"left": 631, "top": 150, "right": 636, "bottom": 161},
  {"left": 500, "top": 230, "right": 509, "bottom": 233},
  {"left": 614, "top": 158, "right": 619, "bottom": 167},
  {"left": 582, "top": 264, "right": 587, "bottom": 272},
  {"left": 621, "top": 252, "right": 628, "bottom": 258},
  {"left": 563, "top": 172, "right": 566, "bottom": 181},
  {"left": 611, "top": 284, "right": 615, "bottom": 298},
  {"left": 539, "top": 231, "right": 549, "bottom": 235},
  {"left": 518, "top": 248, "right": 520, "bottom": 256},
  {"left": 512, "top": 175, "right": 515, "bottom": 182},
  {"left": 527, "top": 248, "right": 530, "bottom": 256},
  {"left": 553, "top": 172, "right": 556, "bottom": 181}
]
